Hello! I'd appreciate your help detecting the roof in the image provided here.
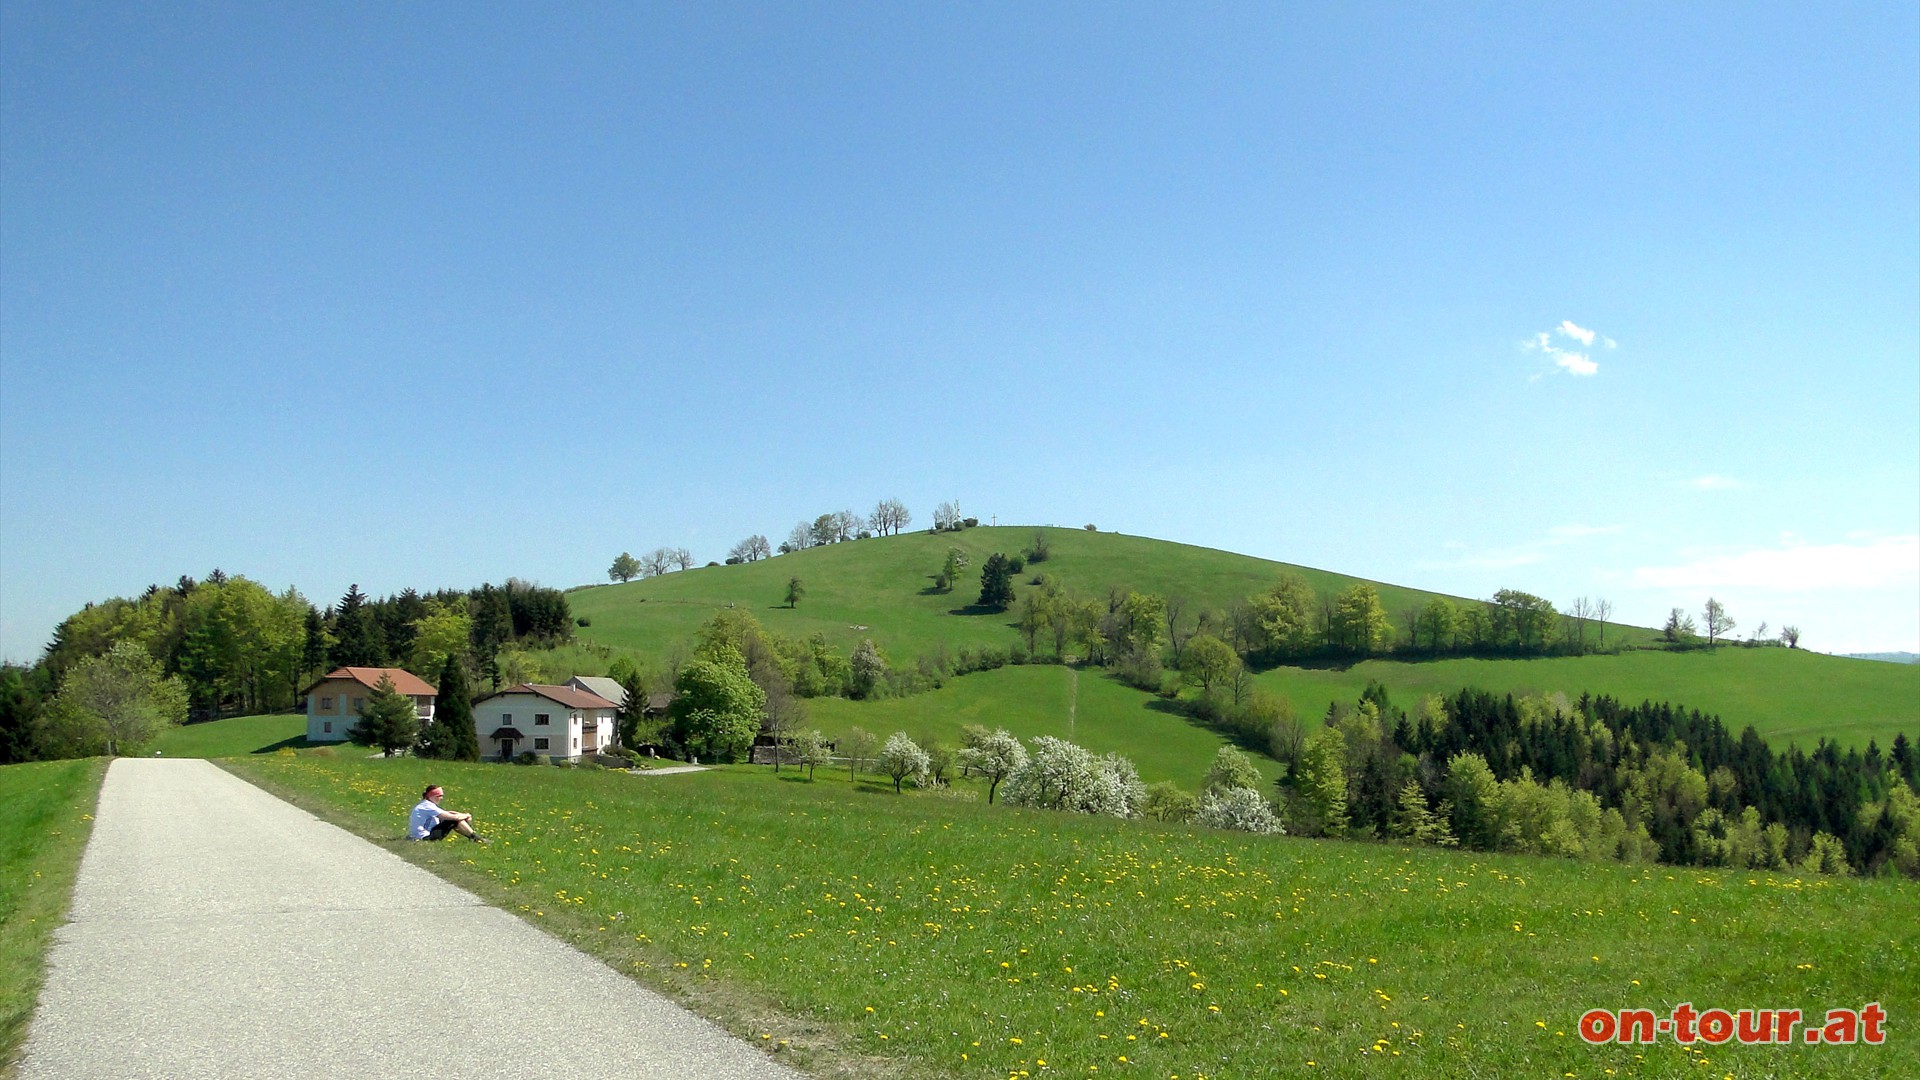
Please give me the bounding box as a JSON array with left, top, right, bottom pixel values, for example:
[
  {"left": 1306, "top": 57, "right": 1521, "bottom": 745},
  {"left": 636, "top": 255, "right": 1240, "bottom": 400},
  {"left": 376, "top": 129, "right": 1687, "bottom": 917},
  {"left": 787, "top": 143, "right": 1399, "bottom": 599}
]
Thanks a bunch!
[
  {"left": 567, "top": 676, "right": 628, "bottom": 707},
  {"left": 645, "top": 691, "right": 675, "bottom": 713},
  {"left": 483, "top": 683, "right": 619, "bottom": 710},
  {"left": 304, "top": 666, "right": 437, "bottom": 697},
  {"left": 488, "top": 726, "right": 526, "bottom": 741}
]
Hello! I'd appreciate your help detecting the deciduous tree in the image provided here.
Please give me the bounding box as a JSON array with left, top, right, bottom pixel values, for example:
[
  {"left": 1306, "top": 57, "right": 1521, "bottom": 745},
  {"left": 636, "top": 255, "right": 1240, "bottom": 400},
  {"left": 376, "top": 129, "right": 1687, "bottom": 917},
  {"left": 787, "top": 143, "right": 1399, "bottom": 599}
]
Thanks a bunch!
[
  {"left": 878, "top": 732, "right": 931, "bottom": 793},
  {"left": 41, "top": 641, "right": 187, "bottom": 757},
  {"left": 668, "top": 646, "right": 765, "bottom": 763},
  {"left": 1179, "top": 634, "right": 1240, "bottom": 697},
  {"left": 959, "top": 728, "right": 1027, "bottom": 803},
  {"left": 1702, "top": 597, "right": 1735, "bottom": 647},
  {"left": 609, "top": 553, "right": 642, "bottom": 583}
]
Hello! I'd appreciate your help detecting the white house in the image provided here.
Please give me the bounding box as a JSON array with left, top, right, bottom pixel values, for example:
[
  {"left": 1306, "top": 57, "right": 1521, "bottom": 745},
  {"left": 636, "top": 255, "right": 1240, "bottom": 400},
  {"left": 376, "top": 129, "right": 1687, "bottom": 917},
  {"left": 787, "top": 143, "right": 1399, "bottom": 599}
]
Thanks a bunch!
[
  {"left": 472, "top": 683, "right": 619, "bottom": 762},
  {"left": 302, "top": 666, "right": 438, "bottom": 743}
]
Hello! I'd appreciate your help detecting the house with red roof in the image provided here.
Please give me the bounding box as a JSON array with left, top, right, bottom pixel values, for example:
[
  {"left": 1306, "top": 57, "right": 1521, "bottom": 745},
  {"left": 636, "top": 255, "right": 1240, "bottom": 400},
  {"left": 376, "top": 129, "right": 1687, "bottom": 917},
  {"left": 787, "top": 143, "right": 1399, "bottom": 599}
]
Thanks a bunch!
[
  {"left": 303, "top": 666, "right": 438, "bottom": 743},
  {"left": 472, "top": 682, "right": 619, "bottom": 762}
]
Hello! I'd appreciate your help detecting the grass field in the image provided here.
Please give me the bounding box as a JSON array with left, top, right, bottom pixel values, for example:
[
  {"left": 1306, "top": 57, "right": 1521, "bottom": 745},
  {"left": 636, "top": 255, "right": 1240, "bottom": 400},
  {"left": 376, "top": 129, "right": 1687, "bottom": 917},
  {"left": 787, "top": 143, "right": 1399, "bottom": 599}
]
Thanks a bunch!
[
  {"left": 0, "top": 759, "right": 105, "bottom": 1074},
  {"left": 804, "top": 664, "right": 1282, "bottom": 787},
  {"left": 152, "top": 713, "right": 312, "bottom": 758},
  {"left": 226, "top": 753, "right": 1918, "bottom": 1080},
  {"left": 1245, "top": 646, "right": 1919, "bottom": 751}
]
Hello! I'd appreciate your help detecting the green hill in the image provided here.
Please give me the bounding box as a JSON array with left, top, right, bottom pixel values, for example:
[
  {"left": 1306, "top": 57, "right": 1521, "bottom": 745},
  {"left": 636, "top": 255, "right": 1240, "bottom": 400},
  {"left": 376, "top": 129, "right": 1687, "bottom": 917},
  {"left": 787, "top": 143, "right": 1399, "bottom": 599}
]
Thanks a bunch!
[
  {"left": 571, "top": 526, "right": 1916, "bottom": 757},
  {"left": 571, "top": 525, "right": 1653, "bottom": 657}
]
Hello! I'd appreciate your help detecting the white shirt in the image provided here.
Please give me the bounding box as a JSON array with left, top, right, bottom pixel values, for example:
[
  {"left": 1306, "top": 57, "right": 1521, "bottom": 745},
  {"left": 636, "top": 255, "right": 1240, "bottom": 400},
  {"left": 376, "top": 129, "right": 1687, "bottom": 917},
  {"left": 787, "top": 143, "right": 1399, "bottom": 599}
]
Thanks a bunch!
[{"left": 408, "top": 799, "right": 444, "bottom": 840}]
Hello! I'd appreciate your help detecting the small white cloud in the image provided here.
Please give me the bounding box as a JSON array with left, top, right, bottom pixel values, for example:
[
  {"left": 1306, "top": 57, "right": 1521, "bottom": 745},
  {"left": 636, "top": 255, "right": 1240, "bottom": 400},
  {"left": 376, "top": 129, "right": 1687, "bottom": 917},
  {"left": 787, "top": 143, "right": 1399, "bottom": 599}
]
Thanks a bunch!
[
  {"left": 1558, "top": 320, "right": 1597, "bottom": 346},
  {"left": 1525, "top": 320, "right": 1610, "bottom": 378},
  {"left": 1687, "top": 475, "right": 1745, "bottom": 491},
  {"left": 1555, "top": 352, "right": 1599, "bottom": 376},
  {"left": 1632, "top": 535, "right": 1920, "bottom": 591}
]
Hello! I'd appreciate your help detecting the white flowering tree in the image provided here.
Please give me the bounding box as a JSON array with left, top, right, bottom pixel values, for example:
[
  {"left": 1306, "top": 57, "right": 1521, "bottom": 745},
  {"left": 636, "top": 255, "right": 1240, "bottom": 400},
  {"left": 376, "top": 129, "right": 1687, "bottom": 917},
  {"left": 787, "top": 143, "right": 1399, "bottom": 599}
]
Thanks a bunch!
[
  {"left": 878, "top": 731, "right": 931, "bottom": 793},
  {"left": 1001, "top": 737, "right": 1142, "bottom": 818},
  {"left": 1194, "top": 786, "right": 1285, "bottom": 834},
  {"left": 959, "top": 728, "right": 1027, "bottom": 804}
]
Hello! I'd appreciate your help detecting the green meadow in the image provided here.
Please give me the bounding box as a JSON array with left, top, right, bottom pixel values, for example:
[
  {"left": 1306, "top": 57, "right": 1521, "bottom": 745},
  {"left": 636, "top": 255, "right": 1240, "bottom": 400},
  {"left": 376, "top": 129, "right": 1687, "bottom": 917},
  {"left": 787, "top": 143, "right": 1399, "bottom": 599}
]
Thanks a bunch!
[
  {"left": 152, "top": 713, "right": 311, "bottom": 758},
  {"left": 0, "top": 759, "right": 104, "bottom": 1072},
  {"left": 803, "top": 664, "right": 1283, "bottom": 787},
  {"left": 226, "top": 752, "right": 1919, "bottom": 1080}
]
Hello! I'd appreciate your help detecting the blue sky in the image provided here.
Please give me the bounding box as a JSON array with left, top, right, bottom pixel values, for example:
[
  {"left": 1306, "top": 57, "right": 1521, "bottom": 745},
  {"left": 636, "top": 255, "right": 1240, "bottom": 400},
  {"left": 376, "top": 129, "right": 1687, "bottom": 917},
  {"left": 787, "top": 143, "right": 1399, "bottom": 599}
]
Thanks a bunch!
[{"left": 3, "top": 2, "right": 1916, "bottom": 659}]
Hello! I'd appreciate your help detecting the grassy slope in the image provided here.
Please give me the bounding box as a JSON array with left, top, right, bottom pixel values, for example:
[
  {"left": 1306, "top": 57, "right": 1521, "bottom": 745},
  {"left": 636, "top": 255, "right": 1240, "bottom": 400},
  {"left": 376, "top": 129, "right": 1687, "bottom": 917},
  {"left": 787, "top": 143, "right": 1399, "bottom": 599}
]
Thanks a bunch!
[
  {"left": 152, "top": 713, "right": 312, "bottom": 758},
  {"left": 570, "top": 525, "right": 1658, "bottom": 660},
  {"left": 0, "top": 759, "right": 106, "bottom": 1075},
  {"left": 804, "top": 665, "right": 1283, "bottom": 787},
  {"left": 570, "top": 526, "right": 1916, "bottom": 752},
  {"left": 1251, "top": 646, "right": 1920, "bottom": 751},
  {"left": 226, "top": 753, "right": 1919, "bottom": 1080}
]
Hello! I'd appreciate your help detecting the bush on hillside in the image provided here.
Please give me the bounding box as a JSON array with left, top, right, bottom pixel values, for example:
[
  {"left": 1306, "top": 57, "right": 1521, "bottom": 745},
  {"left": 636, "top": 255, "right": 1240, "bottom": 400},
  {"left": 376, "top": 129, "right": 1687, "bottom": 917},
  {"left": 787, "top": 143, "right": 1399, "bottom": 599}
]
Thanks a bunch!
[{"left": 1195, "top": 787, "right": 1284, "bottom": 834}]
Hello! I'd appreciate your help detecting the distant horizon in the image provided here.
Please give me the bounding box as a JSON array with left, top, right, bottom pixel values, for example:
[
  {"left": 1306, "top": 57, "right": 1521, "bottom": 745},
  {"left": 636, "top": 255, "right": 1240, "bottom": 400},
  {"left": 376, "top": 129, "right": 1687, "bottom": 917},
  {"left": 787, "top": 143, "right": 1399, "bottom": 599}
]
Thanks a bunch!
[{"left": 6, "top": 518, "right": 1912, "bottom": 664}]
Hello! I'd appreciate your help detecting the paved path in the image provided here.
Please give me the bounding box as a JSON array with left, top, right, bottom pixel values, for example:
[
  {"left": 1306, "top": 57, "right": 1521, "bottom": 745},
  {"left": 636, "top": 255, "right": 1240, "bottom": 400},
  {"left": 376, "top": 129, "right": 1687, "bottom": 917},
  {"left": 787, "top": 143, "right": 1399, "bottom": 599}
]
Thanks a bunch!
[{"left": 21, "top": 758, "right": 804, "bottom": 1080}]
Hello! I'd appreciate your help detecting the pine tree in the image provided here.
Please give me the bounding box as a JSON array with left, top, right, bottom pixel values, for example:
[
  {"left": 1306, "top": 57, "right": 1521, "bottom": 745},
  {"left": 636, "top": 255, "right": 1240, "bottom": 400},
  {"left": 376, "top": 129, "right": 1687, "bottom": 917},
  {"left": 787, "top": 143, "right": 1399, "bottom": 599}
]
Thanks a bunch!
[
  {"left": 348, "top": 673, "right": 419, "bottom": 757},
  {"left": 420, "top": 654, "right": 478, "bottom": 762},
  {"left": 977, "top": 554, "right": 1014, "bottom": 610},
  {"left": 331, "top": 585, "right": 386, "bottom": 668}
]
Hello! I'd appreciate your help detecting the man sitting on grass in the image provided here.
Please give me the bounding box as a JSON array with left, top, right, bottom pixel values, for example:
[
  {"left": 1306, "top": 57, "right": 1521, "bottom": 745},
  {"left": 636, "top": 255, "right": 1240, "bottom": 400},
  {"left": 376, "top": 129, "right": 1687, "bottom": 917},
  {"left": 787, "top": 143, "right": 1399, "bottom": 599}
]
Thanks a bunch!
[{"left": 408, "top": 783, "right": 487, "bottom": 843}]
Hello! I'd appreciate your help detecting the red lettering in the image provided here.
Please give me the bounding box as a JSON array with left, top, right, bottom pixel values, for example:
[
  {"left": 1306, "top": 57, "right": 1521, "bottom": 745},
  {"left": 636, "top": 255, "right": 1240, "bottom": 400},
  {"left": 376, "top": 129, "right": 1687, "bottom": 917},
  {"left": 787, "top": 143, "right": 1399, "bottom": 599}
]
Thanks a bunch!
[
  {"left": 1736, "top": 1009, "right": 1774, "bottom": 1044},
  {"left": 1775, "top": 1009, "right": 1802, "bottom": 1043},
  {"left": 1672, "top": 1002, "right": 1699, "bottom": 1044},
  {"left": 1862, "top": 1002, "right": 1886, "bottom": 1045},
  {"left": 1620, "top": 1009, "right": 1657, "bottom": 1044},
  {"left": 1823, "top": 1009, "right": 1859, "bottom": 1045},
  {"left": 1698, "top": 1008, "right": 1734, "bottom": 1044},
  {"left": 1579, "top": 1010, "right": 1616, "bottom": 1044}
]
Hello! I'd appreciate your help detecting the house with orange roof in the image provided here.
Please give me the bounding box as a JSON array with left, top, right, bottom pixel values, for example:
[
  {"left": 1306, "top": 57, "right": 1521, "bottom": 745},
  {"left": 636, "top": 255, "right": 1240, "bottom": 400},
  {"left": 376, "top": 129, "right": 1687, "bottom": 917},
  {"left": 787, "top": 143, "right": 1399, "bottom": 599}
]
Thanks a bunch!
[
  {"left": 472, "top": 682, "right": 619, "bottom": 762},
  {"left": 303, "top": 666, "right": 438, "bottom": 743}
]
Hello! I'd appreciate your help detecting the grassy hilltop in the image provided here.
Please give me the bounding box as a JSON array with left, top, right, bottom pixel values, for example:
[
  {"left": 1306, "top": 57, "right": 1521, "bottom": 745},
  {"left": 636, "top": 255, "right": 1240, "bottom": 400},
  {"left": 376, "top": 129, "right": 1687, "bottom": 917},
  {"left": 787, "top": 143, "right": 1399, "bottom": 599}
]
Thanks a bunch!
[
  {"left": 571, "top": 526, "right": 1657, "bottom": 660},
  {"left": 570, "top": 526, "right": 1916, "bottom": 760}
]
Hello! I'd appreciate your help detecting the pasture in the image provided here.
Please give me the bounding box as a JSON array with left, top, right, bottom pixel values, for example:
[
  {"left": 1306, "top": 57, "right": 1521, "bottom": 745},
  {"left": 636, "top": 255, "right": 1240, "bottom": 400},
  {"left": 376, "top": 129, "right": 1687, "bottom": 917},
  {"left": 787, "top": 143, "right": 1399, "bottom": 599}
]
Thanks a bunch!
[{"left": 227, "top": 753, "right": 1919, "bottom": 1079}]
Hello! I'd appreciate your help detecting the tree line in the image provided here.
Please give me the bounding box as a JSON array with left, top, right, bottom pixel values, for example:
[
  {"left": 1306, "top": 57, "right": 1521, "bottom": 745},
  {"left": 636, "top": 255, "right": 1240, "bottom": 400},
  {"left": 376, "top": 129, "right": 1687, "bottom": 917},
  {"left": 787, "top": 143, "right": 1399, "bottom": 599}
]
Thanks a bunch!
[
  {"left": 1243, "top": 681, "right": 1918, "bottom": 878},
  {"left": 0, "top": 571, "right": 573, "bottom": 763}
]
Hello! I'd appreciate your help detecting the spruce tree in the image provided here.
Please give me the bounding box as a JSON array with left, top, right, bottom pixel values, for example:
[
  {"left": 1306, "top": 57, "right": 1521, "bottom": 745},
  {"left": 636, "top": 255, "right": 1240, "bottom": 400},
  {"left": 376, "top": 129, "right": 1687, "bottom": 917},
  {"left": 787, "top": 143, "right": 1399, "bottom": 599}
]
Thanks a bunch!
[
  {"left": 348, "top": 674, "right": 418, "bottom": 757},
  {"left": 421, "top": 654, "right": 478, "bottom": 762},
  {"left": 331, "top": 585, "right": 387, "bottom": 668}
]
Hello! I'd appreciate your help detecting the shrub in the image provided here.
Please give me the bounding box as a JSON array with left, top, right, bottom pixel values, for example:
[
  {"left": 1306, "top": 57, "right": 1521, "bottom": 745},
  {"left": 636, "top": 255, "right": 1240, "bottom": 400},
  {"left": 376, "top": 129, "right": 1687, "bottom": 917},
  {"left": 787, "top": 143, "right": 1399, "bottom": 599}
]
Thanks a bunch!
[
  {"left": 1195, "top": 787, "right": 1284, "bottom": 834},
  {"left": 515, "top": 751, "right": 540, "bottom": 765},
  {"left": 1204, "top": 747, "right": 1263, "bottom": 794},
  {"left": 1027, "top": 532, "right": 1051, "bottom": 563},
  {"left": 1084, "top": 524, "right": 1097, "bottom": 531},
  {"left": 1007, "top": 555, "right": 1026, "bottom": 574},
  {"left": 577, "top": 616, "right": 592, "bottom": 627},
  {"left": 1139, "top": 781, "right": 1197, "bottom": 823}
]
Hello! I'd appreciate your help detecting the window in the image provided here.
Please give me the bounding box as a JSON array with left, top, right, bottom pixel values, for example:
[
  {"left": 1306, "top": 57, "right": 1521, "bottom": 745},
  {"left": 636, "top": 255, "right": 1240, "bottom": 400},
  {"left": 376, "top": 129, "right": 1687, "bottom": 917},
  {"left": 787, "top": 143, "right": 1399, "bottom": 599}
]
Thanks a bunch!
[
  {"left": 501, "top": 713, "right": 511, "bottom": 724},
  {"left": 318, "top": 695, "right": 334, "bottom": 711},
  {"left": 572, "top": 738, "right": 579, "bottom": 750},
  {"left": 323, "top": 721, "right": 333, "bottom": 734},
  {"left": 534, "top": 737, "right": 550, "bottom": 751},
  {"left": 352, "top": 697, "right": 365, "bottom": 712},
  {"left": 535, "top": 713, "right": 551, "bottom": 726}
]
